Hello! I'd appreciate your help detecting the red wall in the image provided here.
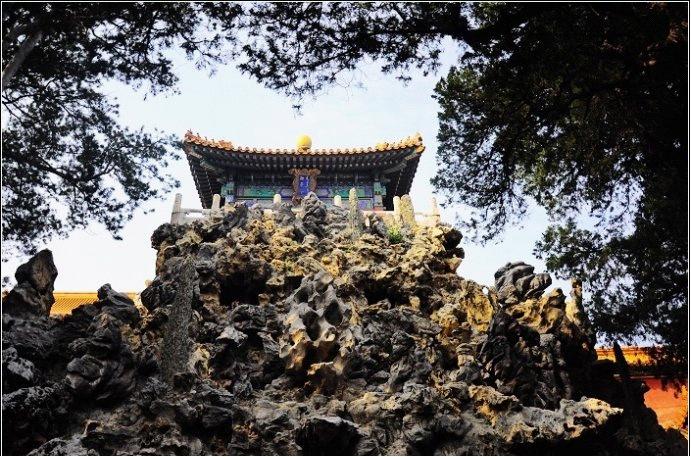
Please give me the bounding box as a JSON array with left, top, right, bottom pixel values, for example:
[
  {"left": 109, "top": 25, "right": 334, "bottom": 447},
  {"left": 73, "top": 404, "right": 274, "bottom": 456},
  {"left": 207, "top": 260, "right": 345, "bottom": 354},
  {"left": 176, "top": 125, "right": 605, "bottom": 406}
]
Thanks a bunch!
[{"left": 641, "top": 378, "right": 688, "bottom": 430}]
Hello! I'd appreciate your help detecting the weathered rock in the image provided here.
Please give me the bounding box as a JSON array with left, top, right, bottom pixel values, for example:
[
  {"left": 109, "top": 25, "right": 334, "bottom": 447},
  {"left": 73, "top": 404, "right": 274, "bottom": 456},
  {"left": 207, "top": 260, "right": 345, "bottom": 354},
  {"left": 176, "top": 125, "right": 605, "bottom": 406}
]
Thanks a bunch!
[
  {"left": 2, "top": 383, "right": 73, "bottom": 455},
  {"left": 64, "top": 304, "right": 138, "bottom": 402},
  {"left": 2, "top": 347, "right": 37, "bottom": 391},
  {"left": 3, "top": 249, "right": 58, "bottom": 317},
  {"left": 469, "top": 385, "right": 621, "bottom": 444},
  {"left": 494, "top": 261, "right": 552, "bottom": 305},
  {"left": 160, "top": 258, "right": 196, "bottom": 382},
  {"left": 96, "top": 283, "right": 140, "bottom": 324},
  {"left": 399, "top": 195, "right": 416, "bottom": 231},
  {"left": 296, "top": 415, "right": 362, "bottom": 455},
  {"left": 217, "top": 325, "right": 248, "bottom": 349},
  {"left": 28, "top": 436, "right": 98, "bottom": 456},
  {"left": 278, "top": 272, "right": 354, "bottom": 394},
  {"left": 301, "top": 192, "right": 327, "bottom": 238},
  {"left": 1, "top": 204, "right": 686, "bottom": 455},
  {"left": 348, "top": 188, "right": 364, "bottom": 237},
  {"left": 174, "top": 380, "right": 234, "bottom": 434},
  {"left": 2, "top": 313, "right": 54, "bottom": 364},
  {"left": 478, "top": 310, "right": 572, "bottom": 408}
]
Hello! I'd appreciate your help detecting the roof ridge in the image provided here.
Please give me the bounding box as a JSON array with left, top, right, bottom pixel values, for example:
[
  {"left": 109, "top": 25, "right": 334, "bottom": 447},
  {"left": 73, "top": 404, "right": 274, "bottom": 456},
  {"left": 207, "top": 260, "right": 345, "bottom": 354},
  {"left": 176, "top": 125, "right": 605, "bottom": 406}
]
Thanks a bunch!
[{"left": 183, "top": 130, "right": 425, "bottom": 155}]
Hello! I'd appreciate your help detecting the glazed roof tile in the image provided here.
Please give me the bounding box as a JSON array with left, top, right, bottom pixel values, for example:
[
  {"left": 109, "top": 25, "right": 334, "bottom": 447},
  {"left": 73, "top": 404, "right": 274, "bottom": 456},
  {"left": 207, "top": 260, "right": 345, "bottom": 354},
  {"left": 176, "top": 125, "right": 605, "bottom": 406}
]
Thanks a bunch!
[
  {"left": 183, "top": 131, "right": 425, "bottom": 156},
  {"left": 50, "top": 292, "right": 139, "bottom": 315}
]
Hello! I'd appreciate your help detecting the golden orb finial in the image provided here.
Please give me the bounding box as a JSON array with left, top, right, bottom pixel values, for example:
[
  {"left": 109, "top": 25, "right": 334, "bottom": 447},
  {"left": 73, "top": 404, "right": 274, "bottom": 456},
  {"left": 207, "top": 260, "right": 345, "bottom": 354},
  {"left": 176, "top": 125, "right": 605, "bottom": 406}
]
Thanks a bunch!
[{"left": 296, "top": 134, "right": 312, "bottom": 151}]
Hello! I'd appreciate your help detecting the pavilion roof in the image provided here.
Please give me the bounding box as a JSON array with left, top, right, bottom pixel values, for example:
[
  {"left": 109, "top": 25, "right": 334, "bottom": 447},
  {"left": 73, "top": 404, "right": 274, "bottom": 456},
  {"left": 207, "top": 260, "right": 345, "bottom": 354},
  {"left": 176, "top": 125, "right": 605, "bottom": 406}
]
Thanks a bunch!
[
  {"left": 183, "top": 131, "right": 426, "bottom": 208},
  {"left": 183, "top": 131, "right": 425, "bottom": 156}
]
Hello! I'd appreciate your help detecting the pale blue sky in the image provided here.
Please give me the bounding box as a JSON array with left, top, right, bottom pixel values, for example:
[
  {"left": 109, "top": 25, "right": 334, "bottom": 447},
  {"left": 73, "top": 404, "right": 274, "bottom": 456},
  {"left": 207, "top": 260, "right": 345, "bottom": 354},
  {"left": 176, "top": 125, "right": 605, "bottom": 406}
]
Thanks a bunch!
[{"left": 2, "top": 45, "right": 572, "bottom": 295}]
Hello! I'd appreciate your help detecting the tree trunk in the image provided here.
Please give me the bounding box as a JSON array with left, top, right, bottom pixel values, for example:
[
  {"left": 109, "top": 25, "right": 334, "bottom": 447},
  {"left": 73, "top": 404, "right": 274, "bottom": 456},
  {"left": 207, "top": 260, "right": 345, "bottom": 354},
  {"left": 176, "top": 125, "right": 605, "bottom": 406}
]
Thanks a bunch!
[{"left": 2, "top": 29, "right": 42, "bottom": 91}]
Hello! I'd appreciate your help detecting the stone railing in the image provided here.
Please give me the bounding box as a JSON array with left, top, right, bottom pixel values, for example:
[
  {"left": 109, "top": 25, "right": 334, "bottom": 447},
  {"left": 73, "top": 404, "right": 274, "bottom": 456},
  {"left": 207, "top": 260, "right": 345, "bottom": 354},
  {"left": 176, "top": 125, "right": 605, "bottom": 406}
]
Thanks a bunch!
[
  {"left": 361, "top": 195, "right": 442, "bottom": 228},
  {"left": 170, "top": 193, "right": 222, "bottom": 225},
  {"left": 170, "top": 191, "right": 442, "bottom": 227}
]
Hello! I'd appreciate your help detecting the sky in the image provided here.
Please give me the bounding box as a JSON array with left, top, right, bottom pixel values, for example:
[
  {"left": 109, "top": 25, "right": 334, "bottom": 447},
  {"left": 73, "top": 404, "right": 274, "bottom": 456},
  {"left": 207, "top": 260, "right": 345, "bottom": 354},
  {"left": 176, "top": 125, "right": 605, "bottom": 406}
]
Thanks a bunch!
[{"left": 1, "top": 43, "right": 573, "bottom": 296}]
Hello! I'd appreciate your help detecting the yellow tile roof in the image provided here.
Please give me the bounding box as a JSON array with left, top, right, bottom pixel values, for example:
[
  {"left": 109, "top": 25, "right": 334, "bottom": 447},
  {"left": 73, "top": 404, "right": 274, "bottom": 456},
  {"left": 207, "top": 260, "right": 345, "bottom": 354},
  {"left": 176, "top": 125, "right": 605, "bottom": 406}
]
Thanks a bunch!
[
  {"left": 596, "top": 346, "right": 655, "bottom": 366},
  {"left": 183, "top": 130, "right": 425, "bottom": 156},
  {"left": 51, "top": 292, "right": 139, "bottom": 315}
]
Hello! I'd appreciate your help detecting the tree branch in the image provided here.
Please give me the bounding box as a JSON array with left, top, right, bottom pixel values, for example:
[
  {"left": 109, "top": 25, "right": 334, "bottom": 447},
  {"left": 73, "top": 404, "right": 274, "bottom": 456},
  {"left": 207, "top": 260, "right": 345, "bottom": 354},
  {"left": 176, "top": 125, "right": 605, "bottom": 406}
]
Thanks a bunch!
[{"left": 2, "top": 29, "right": 43, "bottom": 91}]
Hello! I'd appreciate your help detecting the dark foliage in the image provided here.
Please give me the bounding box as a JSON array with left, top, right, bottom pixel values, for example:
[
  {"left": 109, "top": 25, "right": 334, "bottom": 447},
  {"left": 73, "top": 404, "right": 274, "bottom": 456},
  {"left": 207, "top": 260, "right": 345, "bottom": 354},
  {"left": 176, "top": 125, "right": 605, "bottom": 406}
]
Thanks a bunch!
[
  {"left": 237, "top": 2, "right": 688, "bottom": 376},
  {"left": 436, "top": 3, "right": 687, "bottom": 377},
  {"left": 2, "top": 2, "right": 242, "bottom": 256}
]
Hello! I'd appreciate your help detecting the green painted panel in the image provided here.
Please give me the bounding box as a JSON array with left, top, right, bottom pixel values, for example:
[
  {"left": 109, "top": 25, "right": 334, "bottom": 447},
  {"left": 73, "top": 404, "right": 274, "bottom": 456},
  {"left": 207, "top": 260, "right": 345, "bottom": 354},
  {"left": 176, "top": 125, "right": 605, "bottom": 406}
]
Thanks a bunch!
[
  {"left": 331, "top": 186, "right": 367, "bottom": 198},
  {"left": 221, "top": 182, "right": 235, "bottom": 197},
  {"left": 239, "top": 186, "right": 279, "bottom": 198}
]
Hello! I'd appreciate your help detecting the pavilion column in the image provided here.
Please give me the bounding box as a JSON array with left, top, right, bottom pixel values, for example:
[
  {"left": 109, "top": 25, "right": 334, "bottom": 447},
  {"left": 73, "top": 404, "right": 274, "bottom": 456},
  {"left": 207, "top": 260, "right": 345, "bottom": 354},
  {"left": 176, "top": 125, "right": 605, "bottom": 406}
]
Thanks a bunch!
[
  {"left": 373, "top": 176, "right": 385, "bottom": 211},
  {"left": 221, "top": 177, "right": 235, "bottom": 204}
]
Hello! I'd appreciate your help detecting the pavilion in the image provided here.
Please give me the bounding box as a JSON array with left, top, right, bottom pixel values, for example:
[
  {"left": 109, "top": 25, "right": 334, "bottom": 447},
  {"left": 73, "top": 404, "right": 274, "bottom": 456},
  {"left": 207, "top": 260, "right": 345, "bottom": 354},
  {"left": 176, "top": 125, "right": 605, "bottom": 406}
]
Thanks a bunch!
[{"left": 183, "top": 131, "right": 425, "bottom": 211}]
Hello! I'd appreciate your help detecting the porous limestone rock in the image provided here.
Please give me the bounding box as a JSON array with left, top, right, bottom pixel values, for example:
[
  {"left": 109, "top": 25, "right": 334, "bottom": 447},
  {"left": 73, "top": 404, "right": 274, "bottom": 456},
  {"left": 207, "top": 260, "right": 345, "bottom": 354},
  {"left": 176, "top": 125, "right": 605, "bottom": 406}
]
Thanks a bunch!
[
  {"left": 494, "top": 261, "right": 552, "bottom": 305},
  {"left": 348, "top": 187, "right": 363, "bottom": 237},
  {"left": 1, "top": 201, "right": 686, "bottom": 455},
  {"left": 301, "top": 193, "right": 327, "bottom": 239},
  {"left": 399, "top": 194, "right": 417, "bottom": 231},
  {"left": 3, "top": 249, "right": 58, "bottom": 317}
]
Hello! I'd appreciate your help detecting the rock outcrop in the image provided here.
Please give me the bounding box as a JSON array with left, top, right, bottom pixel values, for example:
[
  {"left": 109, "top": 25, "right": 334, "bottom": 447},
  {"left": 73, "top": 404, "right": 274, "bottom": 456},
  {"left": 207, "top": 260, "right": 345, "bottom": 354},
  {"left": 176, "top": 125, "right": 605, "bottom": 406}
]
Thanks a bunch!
[
  {"left": 3, "top": 249, "right": 58, "bottom": 317},
  {"left": 2, "top": 200, "right": 687, "bottom": 455}
]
